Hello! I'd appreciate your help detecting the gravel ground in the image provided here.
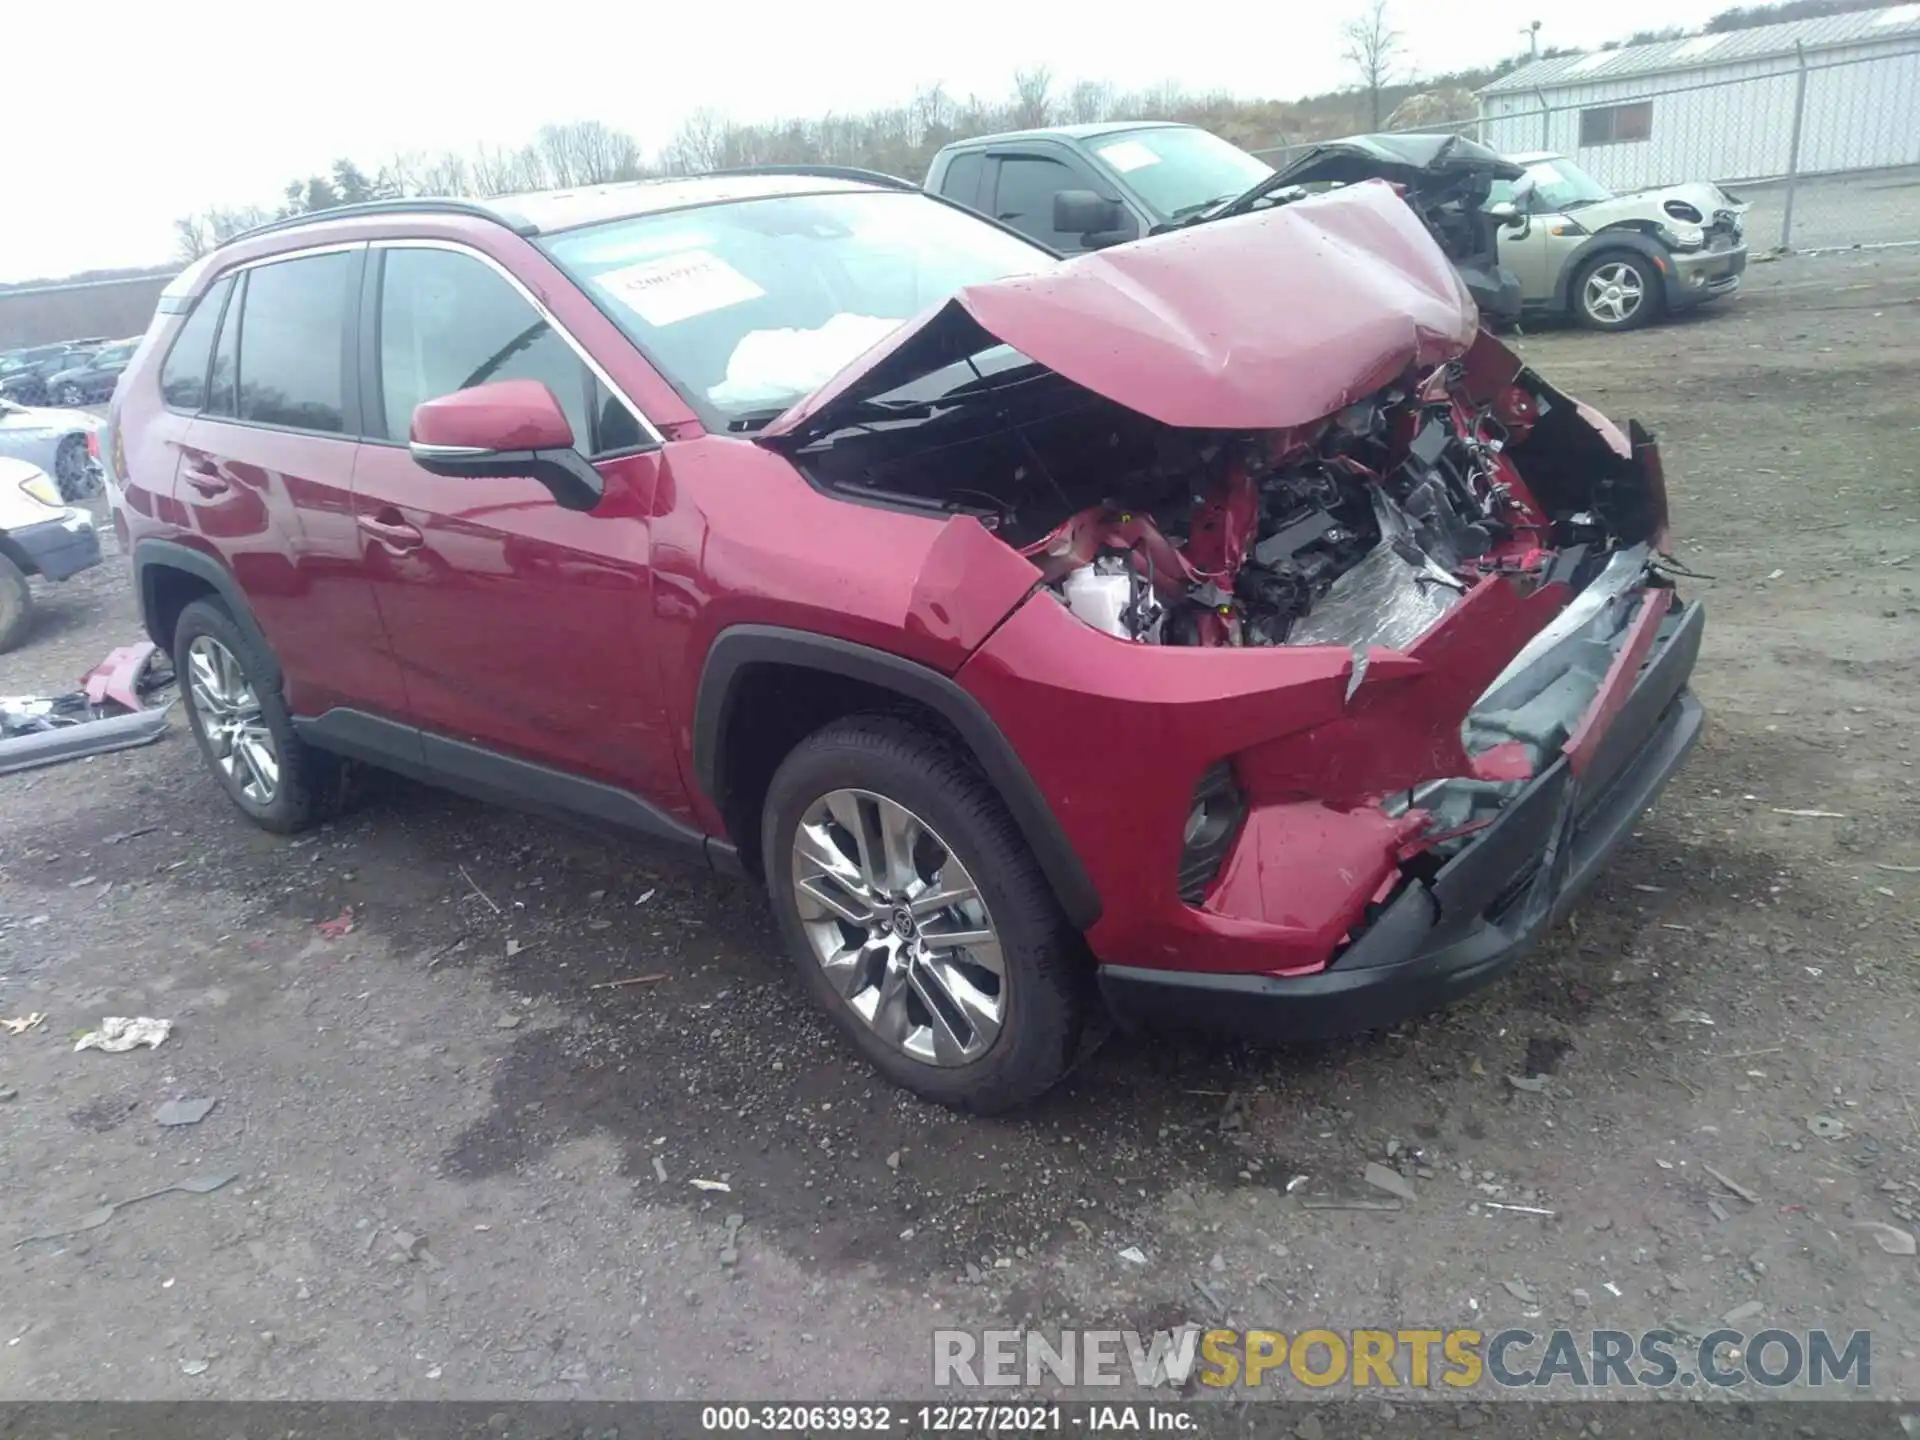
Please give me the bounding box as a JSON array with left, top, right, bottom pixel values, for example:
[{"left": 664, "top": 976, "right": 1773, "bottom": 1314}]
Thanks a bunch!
[{"left": 1, "top": 251, "right": 1916, "bottom": 1409}]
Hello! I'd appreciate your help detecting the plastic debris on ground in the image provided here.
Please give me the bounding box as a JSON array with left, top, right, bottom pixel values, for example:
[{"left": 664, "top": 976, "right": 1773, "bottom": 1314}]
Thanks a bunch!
[
  {"left": 155, "top": 1097, "right": 217, "bottom": 1127},
  {"left": 73, "top": 1017, "right": 172, "bottom": 1053},
  {"left": 14, "top": 1169, "right": 239, "bottom": 1247},
  {"left": 317, "top": 907, "right": 355, "bottom": 938},
  {"left": 3, "top": 1013, "right": 47, "bottom": 1036},
  {"left": 0, "top": 642, "right": 176, "bottom": 776}
]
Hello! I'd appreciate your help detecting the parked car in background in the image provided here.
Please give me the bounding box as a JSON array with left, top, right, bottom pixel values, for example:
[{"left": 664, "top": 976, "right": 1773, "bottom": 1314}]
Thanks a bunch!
[
  {"left": 43, "top": 338, "right": 138, "bottom": 407},
  {"left": 923, "top": 124, "right": 1527, "bottom": 323},
  {"left": 110, "top": 172, "right": 1700, "bottom": 1111},
  {"left": 0, "top": 341, "right": 106, "bottom": 406},
  {"left": 0, "top": 455, "right": 103, "bottom": 653},
  {"left": 0, "top": 397, "right": 102, "bottom": 500},
  {"left": 1486, "top": 151, "right": 1749, "bottom": 330}
]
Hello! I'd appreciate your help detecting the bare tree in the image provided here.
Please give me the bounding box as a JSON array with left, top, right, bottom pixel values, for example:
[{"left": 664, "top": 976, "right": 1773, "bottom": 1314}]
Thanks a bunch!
[
  {"left": 530, "top": 120, "right": 648, "bottom": 188},
  {"left": 1341, "top": 0, "right": 1404, "bottom": 129},
  {"left": 171, "top": 205, "right": 273, "bottom": 261},
  {"left": 172, "top": 215, "right": 214, "bottom": 263},
  {"left": 1010, "top": 66, "right": 1053, "bottom": 129},
  {"left": 1064, "top": 80, "right": 1116, "bottom": 124}
]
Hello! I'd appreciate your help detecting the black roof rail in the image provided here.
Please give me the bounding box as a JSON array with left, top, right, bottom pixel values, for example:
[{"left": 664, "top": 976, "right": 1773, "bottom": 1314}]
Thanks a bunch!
[
  {"left": 697, "top": 164, "right": 917, "bottom": 191},
  {"left": 220, "top": 196, "right": 537, "bottom": 250}
]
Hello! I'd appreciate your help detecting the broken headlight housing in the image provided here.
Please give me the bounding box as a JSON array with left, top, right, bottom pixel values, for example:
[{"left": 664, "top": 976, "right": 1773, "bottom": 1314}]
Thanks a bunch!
[{"left": 1176, "top": 761, "right": 1246, "bottom": 905}]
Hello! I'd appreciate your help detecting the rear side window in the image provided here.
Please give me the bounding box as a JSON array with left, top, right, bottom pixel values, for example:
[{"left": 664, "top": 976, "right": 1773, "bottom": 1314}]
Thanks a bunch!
[
  {"left": 940, "top": 152, "right": 985, "bottom": 210},
  {"left": 375, "top": 246, "right": 600, "bottom": 450},
  {"left": 159, "top": 275, "right": 232, "bottom": 410},
  {"left": 236, "top": 252, "right": 354, "bottom": 433}
]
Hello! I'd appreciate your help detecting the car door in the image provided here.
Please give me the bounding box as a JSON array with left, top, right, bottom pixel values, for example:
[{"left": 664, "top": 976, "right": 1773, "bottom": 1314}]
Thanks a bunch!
[
  {"left": 986, "top": 151, "right": 1115, "bottom": 253},
  {"left": 1492, "top": 184, "right": 1579, "bottom": 303},
  {"left": 171, "top": 246, "right": 412, "bottom": 721},
  {"left": 349, "top": 239, "right": 680, "bottom": 803}
]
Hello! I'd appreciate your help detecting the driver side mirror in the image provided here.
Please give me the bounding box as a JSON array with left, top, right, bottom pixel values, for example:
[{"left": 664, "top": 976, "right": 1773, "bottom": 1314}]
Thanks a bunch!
[
  {"left": 1053, "top": 189, "right": 1136, "bottom": 249},
  {"left": 409, "top": 379, "right": 604, "bottom": 512},
  {"left": 1487, "top": 201, "right": 1532, "bottom": 240}
]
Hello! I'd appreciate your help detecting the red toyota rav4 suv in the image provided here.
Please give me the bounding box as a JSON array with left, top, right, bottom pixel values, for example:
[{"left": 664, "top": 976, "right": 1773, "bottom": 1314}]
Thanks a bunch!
[{"left": 107, "top": 168, "right": 1702, "bottom": 1112}]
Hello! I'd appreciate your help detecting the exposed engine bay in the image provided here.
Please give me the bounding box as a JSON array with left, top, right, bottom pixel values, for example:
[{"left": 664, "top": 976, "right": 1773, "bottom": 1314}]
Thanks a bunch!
[
  {"left": 1023, "top": 376, "right": 1526, "bottom": 653},
  {"left": 791, "top": 333, "right": 1661, "bottom": 662}
]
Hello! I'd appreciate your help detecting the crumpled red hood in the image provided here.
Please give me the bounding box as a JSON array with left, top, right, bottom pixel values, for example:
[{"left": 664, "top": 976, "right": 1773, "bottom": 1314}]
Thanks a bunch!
[{"left": 761, "top": 180, "right": 1478, "bottom": 438}]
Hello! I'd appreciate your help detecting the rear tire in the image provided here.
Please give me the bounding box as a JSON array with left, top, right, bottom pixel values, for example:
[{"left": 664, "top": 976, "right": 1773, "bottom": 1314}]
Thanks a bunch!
[
  {"left": 761, "top": 714, "right": 1087, "bottom": 1113},
  {"left": 0, "top": 555, "right": 34, "bottom": 654},
  {"left": 53, "top": 434, "right": 93, "bottom": 501},
  {"left": 174, "top": 597, "right": 349, "bottom": 834}
]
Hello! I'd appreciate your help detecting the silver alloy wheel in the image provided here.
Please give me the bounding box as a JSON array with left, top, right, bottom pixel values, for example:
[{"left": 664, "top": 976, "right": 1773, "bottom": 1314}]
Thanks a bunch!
[
  {"left": 1582, "top": 261, "right": 1646, "bottom": 325},
  {"left": 58, "top": 383, "right": 82, "bottom": 407},
  {"left": 790, "top": 788, "right": 1006, "bottom": 1067},
  {"left": 185, "top": 634, "right": 279, "bottom": 804}
]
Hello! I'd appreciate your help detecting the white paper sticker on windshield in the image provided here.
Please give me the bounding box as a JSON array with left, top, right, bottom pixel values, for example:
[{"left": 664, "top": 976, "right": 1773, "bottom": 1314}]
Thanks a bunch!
[
  {"left": 594, "top": 250, "right": 765, "bottom": 328},
  {"left": 1095, "top": 139, "right": 1162, "bottom": 173}
]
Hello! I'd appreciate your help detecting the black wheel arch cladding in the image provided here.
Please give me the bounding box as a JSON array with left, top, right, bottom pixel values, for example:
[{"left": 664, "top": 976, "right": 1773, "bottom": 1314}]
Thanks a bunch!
[
  {"left": 693, "top": 625, "right": 1102, "bottom": 932},
  {"left": 1557, "top": 230, "right": 1672, "bottom": 311}
]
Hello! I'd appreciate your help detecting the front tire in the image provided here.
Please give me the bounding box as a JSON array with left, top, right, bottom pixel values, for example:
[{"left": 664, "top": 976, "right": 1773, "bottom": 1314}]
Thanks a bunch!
[
  {"left": 56, "top": 383, "right": 83, "bottom": 407},
  {"left": 1574, "top": 252, "right": 1662, "bottom": 331},
  {"left": 174, "top": 598, "right": 347, "bottom": 833},
  {"left": 761, "top": 715, "right": 1087, "bottom": 1113}
]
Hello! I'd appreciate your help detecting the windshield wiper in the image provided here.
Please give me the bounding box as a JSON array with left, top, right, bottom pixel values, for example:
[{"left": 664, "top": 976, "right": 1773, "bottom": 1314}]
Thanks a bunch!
[
  {"left": 729, "top": 395, "right": 936, "bottom": 436},
  {"left": 1167, "top": 192, "right": 1238, "bottom": 222}
]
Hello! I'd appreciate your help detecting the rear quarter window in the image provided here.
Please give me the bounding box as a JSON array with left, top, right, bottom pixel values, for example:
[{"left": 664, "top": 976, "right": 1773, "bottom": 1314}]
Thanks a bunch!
[
  {"left": 159, "top": 274, "right": 234, "bottom": 411},
  {"left": 940, "top": 152, "right": 985, "bottom": 210}
]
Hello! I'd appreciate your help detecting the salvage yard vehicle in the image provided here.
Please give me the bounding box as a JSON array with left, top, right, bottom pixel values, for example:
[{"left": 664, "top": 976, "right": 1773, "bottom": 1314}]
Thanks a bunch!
[
  {"left": 108, "top": 170, "right": 1703, "bottom": 1112},
  {"left": 43, "top": 338, "right": 138, "bottom": 407},
  {"left": 0, "top": 396, "right": 104, "bottom": 501},
  {"left": 1488, "top": 150, "right": 1749, "bottom": 330},
  {"left": 0, "top": 455, "right": 103, "bottom": 652},
  {"left": 924, "top": 123, "right": 1528, "bottom": 323},
  {"left": 0, "top": 341, "right": 106, "bottom": 407}
]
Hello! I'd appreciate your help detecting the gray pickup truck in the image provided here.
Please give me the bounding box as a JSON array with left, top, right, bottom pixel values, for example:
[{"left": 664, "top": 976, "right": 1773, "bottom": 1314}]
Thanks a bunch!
[{"left": 923, "top": 122, "right": 1527, "bottom": 323}]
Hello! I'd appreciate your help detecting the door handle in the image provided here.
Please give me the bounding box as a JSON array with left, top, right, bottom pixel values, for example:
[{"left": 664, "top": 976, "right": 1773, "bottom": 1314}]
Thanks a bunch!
[
  {"left": 181, "top": 462, "right": 229, "bottom": 498},
  {"left": 356, "top": 510, "right": 425, "bottom": 553}
]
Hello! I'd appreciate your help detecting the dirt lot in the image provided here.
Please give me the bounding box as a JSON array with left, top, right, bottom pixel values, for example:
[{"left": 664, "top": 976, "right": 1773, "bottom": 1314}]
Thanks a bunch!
[{"left": 2, "top": 250, "right": 1916, "bottom": 1410}]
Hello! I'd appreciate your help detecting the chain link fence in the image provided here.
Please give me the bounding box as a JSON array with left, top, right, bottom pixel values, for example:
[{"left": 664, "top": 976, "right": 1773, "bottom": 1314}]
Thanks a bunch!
[{"left": 1247, "top": 45, "right": 1920, "bottom": 253}]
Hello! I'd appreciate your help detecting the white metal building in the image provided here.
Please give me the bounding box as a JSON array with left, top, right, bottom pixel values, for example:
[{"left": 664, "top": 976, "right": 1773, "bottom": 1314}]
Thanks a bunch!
[{"left": 1478, "top": 5, "right": 1920, "bottom": 189}]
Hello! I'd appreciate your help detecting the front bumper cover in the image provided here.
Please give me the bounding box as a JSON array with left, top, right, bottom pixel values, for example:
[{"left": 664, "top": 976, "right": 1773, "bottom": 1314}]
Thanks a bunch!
[
  {"left": 1099, "top": 596, "right": 1705, "bottom": 1041},
  {"left": 9, "top": 509, "right": 102, "bottom": 581},
  {"left": 1668, "top": 246, "right": 1747, "bottom": 308}
]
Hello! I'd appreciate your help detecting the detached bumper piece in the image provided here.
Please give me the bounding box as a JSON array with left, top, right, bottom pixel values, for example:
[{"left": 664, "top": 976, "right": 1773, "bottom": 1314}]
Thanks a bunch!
[
  {"left": 1100, "top": 597, "right": 1705, "bottom": 1041},
  {"left": 10, "top": 509, "right": 103, "bottom": 581},
  {"left": 0, "top": 642, "right": 176, "bottom": 776}
]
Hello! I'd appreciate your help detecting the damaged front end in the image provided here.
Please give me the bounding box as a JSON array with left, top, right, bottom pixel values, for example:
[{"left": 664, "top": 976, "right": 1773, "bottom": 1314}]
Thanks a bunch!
[{"left": 760, "top": 183, "right": 1702, "bottom": 1033}]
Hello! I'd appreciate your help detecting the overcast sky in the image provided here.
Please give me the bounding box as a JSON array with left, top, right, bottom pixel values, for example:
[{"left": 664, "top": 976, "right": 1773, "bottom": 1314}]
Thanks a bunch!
[{"left": 5, "top": 0, "right": 1730, "bottom": 283}]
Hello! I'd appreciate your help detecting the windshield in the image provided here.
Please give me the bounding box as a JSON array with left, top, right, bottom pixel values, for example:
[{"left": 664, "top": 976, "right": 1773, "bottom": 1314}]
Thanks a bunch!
[
  {"left": 1090, "top": 127, "right": 1274, "bottom": 220},
  {"left": 1490, "top": 156, "right": 1615, "bottom": 212},
  {"left": 541, "top": 190, "right": 1053, "bottom": 426}
]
